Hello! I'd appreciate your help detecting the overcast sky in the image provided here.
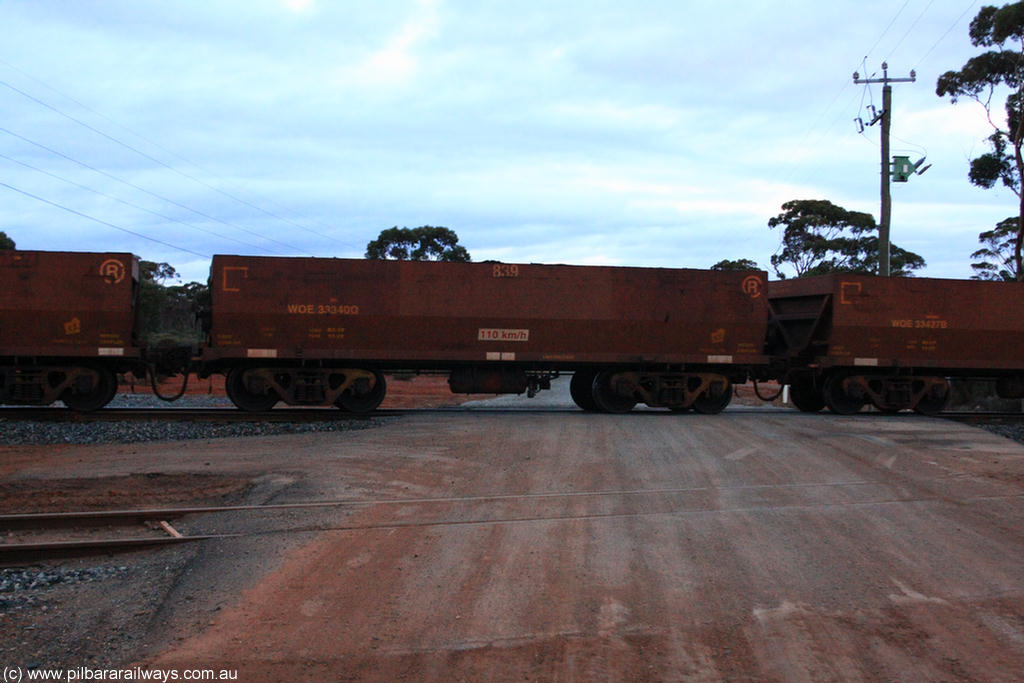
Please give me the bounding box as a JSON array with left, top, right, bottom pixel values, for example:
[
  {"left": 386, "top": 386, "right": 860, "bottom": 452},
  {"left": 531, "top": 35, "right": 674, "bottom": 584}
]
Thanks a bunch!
[{"left": 0, "top": 0, "right": 1010, "bottom": 283}]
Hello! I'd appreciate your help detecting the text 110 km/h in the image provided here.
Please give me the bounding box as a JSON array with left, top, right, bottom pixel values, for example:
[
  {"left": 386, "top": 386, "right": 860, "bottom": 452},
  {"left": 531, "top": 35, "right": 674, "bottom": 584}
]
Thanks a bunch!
[{"left": 478, "top": 328, "right": 530, "bottom": 342}]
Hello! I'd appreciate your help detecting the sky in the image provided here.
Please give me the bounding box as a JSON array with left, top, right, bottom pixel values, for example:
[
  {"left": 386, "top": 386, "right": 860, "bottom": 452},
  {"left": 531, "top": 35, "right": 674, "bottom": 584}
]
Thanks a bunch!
[{"left": 0, "top": 0, "right": 1013, "bottom": 283}]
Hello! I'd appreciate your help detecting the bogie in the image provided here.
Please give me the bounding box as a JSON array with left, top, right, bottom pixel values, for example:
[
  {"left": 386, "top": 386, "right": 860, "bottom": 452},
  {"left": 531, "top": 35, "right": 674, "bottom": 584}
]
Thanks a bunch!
[
  {"left": 225, "top": 368, "right": 279, "bottom": 412},
  {"left": 591, "top": 371, "right": 637, "bottom": 414},
  {"left": 788, "top": 377, "right": 825, "bottom": 413},
  {"left": 336, "top": 371, "right": 387, "bottom": 414},
  {"left": 570, "top": 370, "right": 600, "bottom": 412},
  {"left": 0, "top": 365, "right": 117, "bottom": 411},
  {"left": 691, "top": 379, "right": 732, "bottom": 414},
  {"left": 224, "top": 366, "right": 387, "bottom": 413}
]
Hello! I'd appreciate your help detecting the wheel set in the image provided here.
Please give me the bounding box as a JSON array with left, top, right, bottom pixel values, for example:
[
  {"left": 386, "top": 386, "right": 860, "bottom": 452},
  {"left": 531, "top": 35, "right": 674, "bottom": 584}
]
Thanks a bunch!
[
  {"left": 225, "top": 367, "right": 387, "bottom": 414},
  {"left": 785, "top": 373, "right": 951, "bottom": 415},
  {"left": 570, "top": 369, "right": 734, "bottom": 414}
]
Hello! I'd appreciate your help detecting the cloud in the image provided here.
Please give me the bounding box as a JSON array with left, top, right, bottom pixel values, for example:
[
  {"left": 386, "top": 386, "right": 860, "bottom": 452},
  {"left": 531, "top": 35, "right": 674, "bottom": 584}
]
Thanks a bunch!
[
  {"left": 336, "top": 0, "right": 439, "bottom": 88},
  {"left": 902, "top": 103, "right": 997, "bottom": 138},
  {"left": 0, "top": 1, "right": 1010, "bottom": 283},
  {"left": 282, "top": 0, "right": 315, "bottom": 12}
]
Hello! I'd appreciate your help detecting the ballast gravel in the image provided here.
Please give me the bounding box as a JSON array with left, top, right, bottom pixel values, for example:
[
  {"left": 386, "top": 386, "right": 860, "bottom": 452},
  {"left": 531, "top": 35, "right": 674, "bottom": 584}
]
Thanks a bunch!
[
  {"left": 0, "top": 394, "right": 385, "bottom": 445},
  {"left": 975, "top": 422, "right": 1024, "bottom": 445},
  {"left": 1, "top": 566, "right": 132, "bottom": 610}
]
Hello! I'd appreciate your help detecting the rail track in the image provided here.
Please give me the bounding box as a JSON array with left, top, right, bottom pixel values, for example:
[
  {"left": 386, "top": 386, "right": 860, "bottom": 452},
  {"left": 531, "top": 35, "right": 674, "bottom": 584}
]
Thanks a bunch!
[
  {"left": 0, "top": 406, "right": 395, "bottom": 422},
  {"left": 7, "top": 468, "right": 1024, "bottom": 565},
  {"left": 0, "top": 507, "right": 224, "bottom": 565},
  {"left": 0, "top": 486, "right": 872, "bottom": 564},
  {"left": 941, "top": 411, "right": 1024, "bottom": 424},
  {"left": 2, "top": 405, "right": 1022, "bottom": 422}
]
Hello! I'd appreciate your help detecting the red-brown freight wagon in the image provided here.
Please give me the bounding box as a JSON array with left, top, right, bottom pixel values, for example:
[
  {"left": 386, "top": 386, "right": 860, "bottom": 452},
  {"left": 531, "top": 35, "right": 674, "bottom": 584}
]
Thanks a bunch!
[
  {"left": 202, "top": 255, "right": 770, "bottom": 413},
  {"left": 0, "top": 250, "right": 140, "bottom": 409},
  {"left": 767, "top": 273, "right": 1024, "bottom": 414}
]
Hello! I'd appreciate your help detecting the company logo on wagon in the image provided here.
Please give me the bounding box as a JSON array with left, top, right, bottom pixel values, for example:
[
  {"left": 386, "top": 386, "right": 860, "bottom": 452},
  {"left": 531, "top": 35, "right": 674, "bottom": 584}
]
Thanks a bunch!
[{"left": 99, "top": 259, "right": 126, "bottom": 284}]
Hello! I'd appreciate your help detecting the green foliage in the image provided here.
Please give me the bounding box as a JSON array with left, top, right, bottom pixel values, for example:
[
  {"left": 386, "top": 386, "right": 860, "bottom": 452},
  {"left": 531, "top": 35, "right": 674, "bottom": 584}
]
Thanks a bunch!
[
  {"left": 971, "top": 216, "right": 1020, "bottom": 280},
  {"left": 768, "top": 199, "right": 925, "bottom": 278},
  {"left": 969, "top": 132, "right": 1018, "bottom": 191},
  {"left": 137, "top": 260, "right": 208, "bottom": 347},
  {"left": 710, "top": 258, "right": 759, "bottom": 271},
  {"left": 0, "top": 231, "right": 14, "bottom": 250},
  {"left": 366, "top": 226, "right": 471, "bottom": 262},
  {"left": 140, "top": 260, "right": 178, "bottom": 284},
  {"left": 936, "top": 1, "right": 1024, "bottom": 280}
]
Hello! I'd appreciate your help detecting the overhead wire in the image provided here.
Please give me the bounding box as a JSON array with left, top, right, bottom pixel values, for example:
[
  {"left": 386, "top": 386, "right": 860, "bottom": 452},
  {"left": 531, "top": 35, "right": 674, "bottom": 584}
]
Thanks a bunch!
[
  {"left": 0, "top": 55, "right": 361, "bottom": 252},
  {"left": 886, "top": 0, "right": 938, "bottom": 63},
  {"left": 0, "top": 77, "right": 353, "bottom": 250},
  {"left": 878, "top": 1, "right": 981, "bottom": 168},
  {"left": 0, "top": 152, "right": 278, "bottom": 254},
  {"left": 852, "top": 1, "right": 973, "bottom": 162},
  {"left": 781, "top": 1, "right": 917, "bottom": 188},
  {"left": 865, "top": 0, "right": 913, "bottom": 63},
  {"left": 0, "top": 180, "right": 209, "bottom": 259},
  {"left": 913, "top": 0, "right": 980, "bottom": 71},
  {"left": 764, "top": 0, "right": 980, "bottom": 235},
  {"left": 0, "top": 125, "right": 304, "bottom": 255}
]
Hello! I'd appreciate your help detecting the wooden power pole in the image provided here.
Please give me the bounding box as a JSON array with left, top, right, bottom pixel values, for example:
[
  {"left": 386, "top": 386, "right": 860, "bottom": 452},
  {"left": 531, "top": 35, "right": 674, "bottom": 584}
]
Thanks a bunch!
[{"left": 853, "top": 63, "right": 915, "bottom": 277}]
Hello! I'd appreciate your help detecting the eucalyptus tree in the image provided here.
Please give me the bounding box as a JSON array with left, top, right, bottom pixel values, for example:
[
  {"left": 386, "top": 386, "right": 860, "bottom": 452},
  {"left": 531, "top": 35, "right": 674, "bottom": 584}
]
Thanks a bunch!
[{"left": 937, "top": 2, "right": 1024, "bottom": 280}]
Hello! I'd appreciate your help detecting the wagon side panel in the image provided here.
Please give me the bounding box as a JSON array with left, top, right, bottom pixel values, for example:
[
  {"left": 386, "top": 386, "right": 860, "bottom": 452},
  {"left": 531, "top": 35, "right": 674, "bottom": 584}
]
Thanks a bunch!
[{"left": 0, "top": 250, "right": 139, "bottom": 359}]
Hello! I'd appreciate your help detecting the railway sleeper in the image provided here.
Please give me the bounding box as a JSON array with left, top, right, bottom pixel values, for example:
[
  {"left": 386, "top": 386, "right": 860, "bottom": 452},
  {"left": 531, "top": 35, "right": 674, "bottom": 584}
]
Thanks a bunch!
[{"left": 594, "top": 371, "right": 733, "bottom": 414}]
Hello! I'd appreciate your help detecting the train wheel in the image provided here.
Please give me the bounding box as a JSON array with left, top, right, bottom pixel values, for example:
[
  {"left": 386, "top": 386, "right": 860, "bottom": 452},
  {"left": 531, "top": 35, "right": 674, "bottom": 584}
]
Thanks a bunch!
[
  {"left": 591, "top": 371, "right": 636, "bottom": 413},
  {"left": 692, "top": 379, "right": 732, "bottom": 414},
  {"left": 226, "top": 368, "right": 279, "bottom": 412},
  {"left": 61, "top": 366, "right": 117, "bottom": 412},
  {"left": 788, "top": 377, "right": 825, "bottom": 413},
  {"left": 337, "top": 371, "right": 386, "bottom": 414},
  {"left": 570, "top": 370, "right": 600, "bottom": 411},
  {"left": 823, "top": 375, "right": 865, "bottom": 415},
  {"left": 913, "top": 378, "right": 950, "bottom": 416}
]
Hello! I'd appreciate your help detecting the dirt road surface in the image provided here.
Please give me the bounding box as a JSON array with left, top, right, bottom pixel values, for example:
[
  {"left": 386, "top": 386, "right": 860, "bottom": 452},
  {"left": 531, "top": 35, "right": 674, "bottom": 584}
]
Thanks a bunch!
[{"left": 5, "top": 385, "right": 1024, "bottom": 681}]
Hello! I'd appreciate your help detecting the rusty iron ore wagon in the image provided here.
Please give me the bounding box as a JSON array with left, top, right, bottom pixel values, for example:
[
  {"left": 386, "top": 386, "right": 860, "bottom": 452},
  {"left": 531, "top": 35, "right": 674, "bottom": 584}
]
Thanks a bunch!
[
  {"left": 201, "top": 256, "right": 771, "bottom": 413},
  {"left": 9, "top": 249, "right": 1024, "bottom": 416},
  {"left": 767, "top": 274, "right": 1024, "bottom": 414},
  {"left": 0, "top": 250, "right": 140, "bottom": 410}
]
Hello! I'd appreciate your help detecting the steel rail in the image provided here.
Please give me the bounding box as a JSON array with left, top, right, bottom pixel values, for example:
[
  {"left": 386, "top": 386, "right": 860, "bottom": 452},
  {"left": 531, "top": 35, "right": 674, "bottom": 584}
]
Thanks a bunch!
[
  {"left": 9, "top": 488, "right": 1024, "bottom": 566},
  {"left": 6, "top": 472, "right": 1021, "bottom": 564},
  {"left": 0, "top": 535, "right": 225, "bottom": 565},
  {"left": 942, "top": 411, "right": 1024, "bottom": 424},
  {"left": 0, "top": 407, "right": 394, "bottom": 422}
]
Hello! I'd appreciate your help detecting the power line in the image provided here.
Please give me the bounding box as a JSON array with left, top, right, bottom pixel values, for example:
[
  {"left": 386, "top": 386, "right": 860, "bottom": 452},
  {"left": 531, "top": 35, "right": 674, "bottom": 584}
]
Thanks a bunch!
[
  {"left": 0, "top": 152, "right": 277, "bottom": 254},
  {"left": 0, "top": 125, "right": 305, "bottom": 255},
  {"left": 886, "top": 0, "right": 938, "bottom": 63},
  {"left": 914, "top": 0, "right": 980, "bottom": 71},
  {"left": 0, "top": 55, "right": 360, "bottom": 253},
  {"left": 0, "top": 76, "right": 352, "bottom": 249},
  {"left": 780, "top": 3, "right": 917, "bottom": 188},
  {"left": 0, "top": 180, "right": 209, "bottom": 259},
  {"left": 865, "top": 0, "right": 913, "bottom": 63}
]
